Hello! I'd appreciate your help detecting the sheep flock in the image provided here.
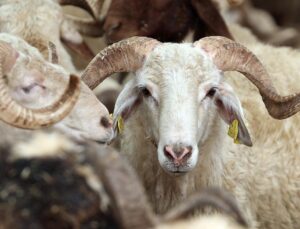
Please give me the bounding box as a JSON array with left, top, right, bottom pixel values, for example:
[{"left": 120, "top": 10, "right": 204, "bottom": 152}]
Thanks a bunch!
[{"left": 0, "top": 0, "right": 299, "bottom": 228}]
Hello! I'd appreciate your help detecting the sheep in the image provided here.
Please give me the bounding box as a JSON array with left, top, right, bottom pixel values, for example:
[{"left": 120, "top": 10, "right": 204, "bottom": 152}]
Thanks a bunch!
[
  {"left": 102, "top": 0, "right": 233, "bottom": 44},
  {"left": 0, "top": 128, "right": 247, "bottom": 229},
  {"left": 81, "top": 24, "right": 300, "bottom": 229},
  {"left": 0, "top": 33, "right": 113, "bottom": 143},
  {"left": 0, "top": 0, "right": 103, "bottom": 73},
  {"left": 0, "top": 39, "right": 80, "bottom": 129}
]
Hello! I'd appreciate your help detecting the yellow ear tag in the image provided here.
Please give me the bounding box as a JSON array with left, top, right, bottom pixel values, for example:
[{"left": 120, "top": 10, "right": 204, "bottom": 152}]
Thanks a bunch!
[
  {"left": 228, "top": 119, "right": 240, "bottom": 144},
  {"left": 117, "top": 115, "right": 124, "bottom": 134}
]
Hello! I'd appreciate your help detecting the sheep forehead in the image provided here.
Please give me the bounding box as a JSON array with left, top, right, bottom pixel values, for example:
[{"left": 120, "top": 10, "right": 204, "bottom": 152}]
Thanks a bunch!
[{"left": 139, "top": 43, "right": 221, "bottom": 88}]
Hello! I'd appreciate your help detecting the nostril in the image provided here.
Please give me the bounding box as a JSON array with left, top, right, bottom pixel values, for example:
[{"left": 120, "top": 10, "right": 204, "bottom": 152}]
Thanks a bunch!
[
  {"left": 178, "top": 146, "right": 192, "bottom": 161},
  {"left": 100, "top": 116, "right": 112, "bottom": 128},
  {"left": 164, "top": 145, "right": 175, "bottom": 160},
  {"left": 164, "top": 145, "right": 193, "bottom": 165}
]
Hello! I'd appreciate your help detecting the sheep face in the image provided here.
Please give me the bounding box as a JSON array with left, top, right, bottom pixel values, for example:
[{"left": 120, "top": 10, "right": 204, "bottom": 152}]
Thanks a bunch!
[
  {"left": 2, "top": 34, "right": 113, "bottom": 143},
  {"left": 114, "top": 43, "right": 250, "bottom": 174}
]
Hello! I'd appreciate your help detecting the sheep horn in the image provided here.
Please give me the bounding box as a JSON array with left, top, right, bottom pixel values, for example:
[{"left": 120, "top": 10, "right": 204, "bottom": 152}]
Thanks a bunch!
[
  {"left": 48, "top": 41, "right": 59, "bottom": 64},
  {"left": 85, "top": 144, "right": 157, "bottom": 229},
  {"left": 58, "top": 0, "right": 104, "bottom": 19},
  {"left": 162, "top": 187, "right": 248, "bottom": 227},
  {"left": 0, "top": 42, "right": 80, "bottom": 129},
  {"left": 82, "top": 37, "right": 160, "bottom": 89},
  {"left": 194, "top": 36, "right": 300, "bottom": 119}
]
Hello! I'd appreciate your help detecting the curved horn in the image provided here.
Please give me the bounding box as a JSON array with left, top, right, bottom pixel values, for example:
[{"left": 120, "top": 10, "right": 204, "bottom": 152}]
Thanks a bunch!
[
  {"left": 82, "top": 37, "right": 160, "bottom": 90},
  {"left": 0, "top": 42, "right": 80, "bottom": 129},
  {"left": 85, "top": 144, "right": 157, "bottom": 229},
  {"left": 163, "top": 188, "right": 248, "bottom": 227},
  {"left": 194, "top": 36, "right": 300, "bottom": 119},
  {"left": 58, "top": 0, "right": 104, "bottom": 19},
  {"left": 48, "top": 41, "right": 59, "bottom": 64}
]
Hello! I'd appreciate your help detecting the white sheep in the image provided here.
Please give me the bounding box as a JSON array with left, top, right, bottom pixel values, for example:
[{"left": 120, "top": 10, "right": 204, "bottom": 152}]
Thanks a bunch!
[
  {"left": 0, "top": 33, "right": 113, "bottom": 143},
  {"left": 81, "top": 23, "right": 300, "bottom": 229},
  {"left": 0, "top": 0, "right": 102, "bottom": 73},
  {"left": 0, "top": 38, "right": 79, "bottom": 129}
]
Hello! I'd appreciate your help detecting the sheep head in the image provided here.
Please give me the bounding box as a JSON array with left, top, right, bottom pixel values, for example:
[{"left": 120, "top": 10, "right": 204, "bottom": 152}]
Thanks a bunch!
[
  {"left": 81, "top": 36, "right": 300, "bottom": 173},
  {"left": 1, "top": 33, "right": 113, "bottom": 143},
  {"left": 0, "top": 40, "right": 79, "bottom": 129}
]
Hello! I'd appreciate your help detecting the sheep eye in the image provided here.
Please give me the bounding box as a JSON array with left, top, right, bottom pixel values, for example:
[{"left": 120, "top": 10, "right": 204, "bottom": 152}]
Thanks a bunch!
[
  {"left": 141, "top": 87, "right": 151, "bottom": 97},
  {"left": 207, "top": 87, "right": 217, "bottom": 97}
]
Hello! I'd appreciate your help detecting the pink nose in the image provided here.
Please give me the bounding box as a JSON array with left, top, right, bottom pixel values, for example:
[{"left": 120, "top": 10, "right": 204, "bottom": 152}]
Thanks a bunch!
[{"left": 164, "top": 144, "right": 192, "bottom": 166}]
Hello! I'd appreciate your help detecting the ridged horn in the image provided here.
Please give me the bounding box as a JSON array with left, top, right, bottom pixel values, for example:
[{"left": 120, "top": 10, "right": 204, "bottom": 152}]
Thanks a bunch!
[
  {"left": 194, "top": 36, "right": 300, "bottom": 119},
  {"left": 48, "top": 41, "right": 59, "bottom": 64},
  {"left": 58, "top": 0, "right": 104, "bottom": 19},
  {"left": 82, "top": 37, "right": 160, "bottom": 90},
  {"left": 0, "top": 42, "right": 80, "bottom": 129}
]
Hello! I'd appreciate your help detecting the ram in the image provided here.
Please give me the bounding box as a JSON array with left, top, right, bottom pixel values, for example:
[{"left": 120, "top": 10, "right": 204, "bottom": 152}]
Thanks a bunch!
[
  {"left": 0, "top": 33, "right": 113, "bottom": 143},
  {"left": 0, "top": 39, "right": 79, "bottom": 129},
  {"left": 81, "top": 24, "right": 300, "bottom": 229},
  {"left": 0, "top": 0, "right": 103, "bottom": 73}
]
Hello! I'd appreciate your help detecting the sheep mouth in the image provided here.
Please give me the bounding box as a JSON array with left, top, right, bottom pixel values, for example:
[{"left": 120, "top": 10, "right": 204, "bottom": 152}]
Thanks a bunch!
[
  {"left": 172, "top": 171, "right": 188, "bottom": 176},
  {"left": 163, "top": 167, "right": 190, "bottom": 176}
]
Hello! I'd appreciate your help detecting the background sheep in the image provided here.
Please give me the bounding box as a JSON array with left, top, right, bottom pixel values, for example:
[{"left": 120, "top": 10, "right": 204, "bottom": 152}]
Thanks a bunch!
[
  {"left": 0, "top": 0, "right": 103, "bottom": 72},
  {"left": 80, "top": 24, "right": 300, "bottom": 229},
  {"left": 0, "top": 33, "right": 113, "bottom": 143}
]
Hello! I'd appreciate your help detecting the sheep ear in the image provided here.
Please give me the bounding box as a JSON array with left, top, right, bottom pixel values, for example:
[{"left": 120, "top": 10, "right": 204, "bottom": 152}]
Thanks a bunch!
[
  {"left": 3, "top": 45, "right": 19, "bottom": 74},
  {"left": 214, "top": 83, "right": 252, "bottom": 147},
  {"left": 113, "top": 80, "right": 141, "bottom": 132}
]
